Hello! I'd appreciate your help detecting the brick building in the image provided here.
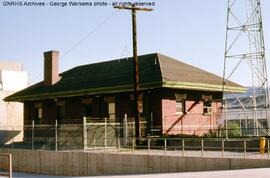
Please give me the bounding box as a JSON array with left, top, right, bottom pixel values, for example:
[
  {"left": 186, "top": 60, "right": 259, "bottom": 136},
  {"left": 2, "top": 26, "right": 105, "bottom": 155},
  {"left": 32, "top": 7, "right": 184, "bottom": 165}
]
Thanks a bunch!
[{"left": 5, "top": 51, "right": 245, "bottom": 136}]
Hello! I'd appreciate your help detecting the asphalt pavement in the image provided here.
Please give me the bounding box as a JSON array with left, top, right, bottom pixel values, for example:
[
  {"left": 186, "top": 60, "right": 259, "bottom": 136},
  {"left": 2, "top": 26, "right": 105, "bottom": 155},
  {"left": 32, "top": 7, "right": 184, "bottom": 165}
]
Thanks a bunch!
[{"left": 5, "top": 168, "right": 270, "bottom": 178}]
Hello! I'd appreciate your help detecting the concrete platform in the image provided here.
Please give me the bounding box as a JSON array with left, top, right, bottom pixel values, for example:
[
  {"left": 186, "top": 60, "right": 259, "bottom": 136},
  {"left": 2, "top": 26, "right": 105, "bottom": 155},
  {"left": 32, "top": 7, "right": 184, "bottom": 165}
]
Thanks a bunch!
[{"left": 1, "top": 148, "right": 270, "bottom": 176}]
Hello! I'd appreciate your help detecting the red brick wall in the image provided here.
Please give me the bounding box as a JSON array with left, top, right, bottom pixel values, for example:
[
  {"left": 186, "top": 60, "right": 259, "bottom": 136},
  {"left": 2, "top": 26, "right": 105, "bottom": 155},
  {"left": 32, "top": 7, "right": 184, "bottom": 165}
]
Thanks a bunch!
[
  {"left": 161, "top": 89, "right": 222, "bottom": 136},
  {"left": 162, "top": 100, "right": 218, "bottom": 135},
  {"left": 22, "top": 89, "right": 222, "bottom": 136}
]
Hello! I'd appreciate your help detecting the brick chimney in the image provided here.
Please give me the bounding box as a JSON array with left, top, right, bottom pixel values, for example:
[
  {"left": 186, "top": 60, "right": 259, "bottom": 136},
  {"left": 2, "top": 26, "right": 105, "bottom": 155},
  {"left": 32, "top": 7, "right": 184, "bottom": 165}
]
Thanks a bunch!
[{"left": 43, "top": 50, "right": 60, "bottom": 86}]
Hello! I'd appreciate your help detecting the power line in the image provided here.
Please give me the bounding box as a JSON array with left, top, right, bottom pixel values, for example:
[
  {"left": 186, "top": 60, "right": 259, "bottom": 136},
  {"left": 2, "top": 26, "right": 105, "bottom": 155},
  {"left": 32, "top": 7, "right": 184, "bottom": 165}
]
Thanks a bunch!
[
  {"left": 61, "top": 10, "right": 120, "bottom": 58},
  {"left": 29, "top": 10, "right": 119, "bottom": 84}
]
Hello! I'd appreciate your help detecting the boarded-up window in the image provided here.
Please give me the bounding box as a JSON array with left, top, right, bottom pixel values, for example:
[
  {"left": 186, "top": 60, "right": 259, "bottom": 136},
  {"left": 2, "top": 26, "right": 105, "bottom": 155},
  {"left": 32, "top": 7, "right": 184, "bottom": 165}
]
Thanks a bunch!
[
  {"left": 34, "top": 103, "right": 43, "bottom": 122},
  {"left": 108, "top": 102, "right": 115, "bottom": 119},
  {"left": 176, "top": 101, "right": 184, "bottom": 115}
]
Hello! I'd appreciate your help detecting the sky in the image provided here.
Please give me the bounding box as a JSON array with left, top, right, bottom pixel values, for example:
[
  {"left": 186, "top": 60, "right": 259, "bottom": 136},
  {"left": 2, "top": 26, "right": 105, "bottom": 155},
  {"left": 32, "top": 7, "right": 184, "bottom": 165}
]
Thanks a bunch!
[{"left": 0, "top": 0, "right": 270, "bottom": 86}]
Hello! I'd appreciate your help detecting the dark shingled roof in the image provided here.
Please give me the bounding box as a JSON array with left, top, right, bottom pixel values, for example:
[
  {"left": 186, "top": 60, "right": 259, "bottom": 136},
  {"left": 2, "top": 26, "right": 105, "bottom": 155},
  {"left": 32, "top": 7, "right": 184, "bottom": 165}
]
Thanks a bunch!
[{"left": 5, "top": 53, "right": 245, "bottom": 101}]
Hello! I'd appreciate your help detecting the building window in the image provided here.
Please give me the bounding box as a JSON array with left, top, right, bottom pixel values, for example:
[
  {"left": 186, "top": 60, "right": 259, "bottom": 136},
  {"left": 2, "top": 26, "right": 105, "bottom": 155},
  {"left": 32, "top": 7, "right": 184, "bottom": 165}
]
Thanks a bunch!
[
  {"left": 82, "top": 104, "right": 92, "bottom": 117},
  {"left": 108, "top": 102, "right": 115, "bottom": 119},
  {"left": 175, "top": 93, "right": 186, "bottom": 115},
  {"left": 34, "top": 107, "right": 42, "bottom": 124},
  {"left": 35, "top": 107, "right": 42, "bottom": 120},
  {"left": 34, "top": 103, "right": 43, "bottom": 123},
  {"left": 104, "top": 96, "right": 115, "bottom": 119},
  {"left": 203, "top": 101, "right": 212, "bottom": 115},
  {"left": 176, "top": 100, "right": 185, "bottom": 115}
]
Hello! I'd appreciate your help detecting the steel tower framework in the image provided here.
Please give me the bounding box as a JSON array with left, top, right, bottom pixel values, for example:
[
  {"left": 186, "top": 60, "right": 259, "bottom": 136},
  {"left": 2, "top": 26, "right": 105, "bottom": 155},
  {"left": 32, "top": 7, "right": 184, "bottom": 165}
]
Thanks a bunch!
[{"left": 222, "top": 0, "right": 269, "bottom": 136}]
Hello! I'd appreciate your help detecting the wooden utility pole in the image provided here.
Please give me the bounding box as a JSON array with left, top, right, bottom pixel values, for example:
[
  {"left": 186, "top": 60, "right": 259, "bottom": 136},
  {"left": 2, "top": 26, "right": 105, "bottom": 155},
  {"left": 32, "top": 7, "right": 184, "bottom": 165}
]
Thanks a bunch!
[{"left": 114, "top": 5, "right": 153, "bottom": 140}]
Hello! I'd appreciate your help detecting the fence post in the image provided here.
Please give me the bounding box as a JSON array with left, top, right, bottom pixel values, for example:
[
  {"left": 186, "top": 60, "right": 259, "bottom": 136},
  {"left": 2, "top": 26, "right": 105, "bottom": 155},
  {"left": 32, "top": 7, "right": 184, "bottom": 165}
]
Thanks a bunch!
[
  {"left": 104, "top": 117, "right": 107, "bottom": 152},
  {"left": 32, "top": 120, "right": 35, "bottom": 150},
  {"left": 117, "top": 137, "right": 120, "bottom": 153},
  {"left": 132, "top": 119, "right": 136, "bottom": 140},
  {"left": 132, "top": 137, "right": 135, "bottom": 152},
  {"left": 239, "top": 111, "right": 242, "bottom": 137},
  {"left": 222, "top": 139, "right": 224, "bottom": 158},
  {"left": 242, "top": 139, "right": 246, "bottom": 158},
  {"left": 243, "top": 139, "right": 247, "bottom": 158},
  {"left": 93, "top": 138, "right": 96, "bottom": 151},
  {"left": 123, "top": 114, "right": 128, "bottom": 147},
  {"left": 164, "top": 138, "right": 167, "bottom": 155},
  {"left": 224, "top": 100, "right": 228, "bottom": 139},
  {"left": 201, "top": 139, "right": 204, "bottom": 157},
  {"left": 83, "top": 117, "right": 87, "bottom": 151},
  {"left": 150, "top": 112, "right": 153, "bottom": 136},
  {"left": 267, "top": 139, "right": 270, "bottom": 159},
  {"left": 182, "top": 139, "right": 185, "bottom": 157},
  {"left": 55, "top": 120, "right": 58, "bottom": 151},
  {"left": 12, "top": 127, "right": 14, "bottom": 150},
  {"left": 148, "top": 138, "right": 150, "bottom": 155},
  {"left": 9, "top": 154, "right": 12, "bottom": 178}
]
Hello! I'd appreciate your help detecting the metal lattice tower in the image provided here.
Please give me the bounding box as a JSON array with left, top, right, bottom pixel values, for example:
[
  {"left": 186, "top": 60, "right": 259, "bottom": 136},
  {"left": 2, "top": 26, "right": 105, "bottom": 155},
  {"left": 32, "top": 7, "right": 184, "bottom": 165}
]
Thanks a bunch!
[{"left": 222, "top": 0, "right": 269, "bottom": 136}]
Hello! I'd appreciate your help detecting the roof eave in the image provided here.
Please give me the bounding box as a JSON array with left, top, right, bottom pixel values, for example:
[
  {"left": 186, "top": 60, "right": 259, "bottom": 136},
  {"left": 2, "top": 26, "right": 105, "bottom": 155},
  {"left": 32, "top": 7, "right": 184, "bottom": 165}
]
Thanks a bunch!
[
  {"left": 4, "top": 81, "right": 163, "bottom": 102},
  {"left": 162, "top": 81, "right": 247, "bottom": 93},
  {"left": 5, "top": 80, "right": 246, "bottom": 102}
]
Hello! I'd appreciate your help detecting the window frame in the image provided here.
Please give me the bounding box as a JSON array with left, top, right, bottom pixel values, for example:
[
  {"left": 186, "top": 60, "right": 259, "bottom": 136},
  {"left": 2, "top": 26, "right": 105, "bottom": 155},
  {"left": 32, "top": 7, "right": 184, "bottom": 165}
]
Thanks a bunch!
[
  {"left": 203, "top": 101, "right": 213, "bottom": 115},
  {"left": 175, "top": 93, "right": 187, "bottom": 116},
  {"left": 35, "top": 107, "right": 43, "bottom": 120},
  {"left": 108, "top": 101, "right": 115, "bottom": 119},
  {"left": 176, "top": 100, "right": 185, "bottom": 115},
  {"left": 34, "top": 103, "right": 43, "bottom": 122}
]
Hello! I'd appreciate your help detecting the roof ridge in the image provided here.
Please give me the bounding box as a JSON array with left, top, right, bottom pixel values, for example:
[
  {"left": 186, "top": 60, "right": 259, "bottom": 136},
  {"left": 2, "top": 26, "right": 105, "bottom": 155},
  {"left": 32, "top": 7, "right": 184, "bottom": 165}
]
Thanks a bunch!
[
  {"left": 60, "top": 53, "right": 160, "bottom": 76},
  {"left": 75, "top": 53, "right": 160, "bottom": 67}
]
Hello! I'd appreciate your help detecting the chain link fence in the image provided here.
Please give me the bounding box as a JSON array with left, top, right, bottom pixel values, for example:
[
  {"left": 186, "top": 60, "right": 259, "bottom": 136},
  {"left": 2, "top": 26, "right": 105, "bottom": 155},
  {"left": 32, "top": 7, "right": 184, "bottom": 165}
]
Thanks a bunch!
[{"left": 0, "top": 111, "right": 270, "bottom": 160}]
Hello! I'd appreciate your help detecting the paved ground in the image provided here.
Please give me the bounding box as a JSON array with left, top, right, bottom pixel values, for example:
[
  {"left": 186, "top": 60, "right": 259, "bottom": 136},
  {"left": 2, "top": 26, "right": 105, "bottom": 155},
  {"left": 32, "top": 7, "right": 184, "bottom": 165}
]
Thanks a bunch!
[
  {"left": 87, "top": 148, "right": 270, "bottom": 159},
  {"left": 3, "top": 168, "right": 270, "bottom": 178}
]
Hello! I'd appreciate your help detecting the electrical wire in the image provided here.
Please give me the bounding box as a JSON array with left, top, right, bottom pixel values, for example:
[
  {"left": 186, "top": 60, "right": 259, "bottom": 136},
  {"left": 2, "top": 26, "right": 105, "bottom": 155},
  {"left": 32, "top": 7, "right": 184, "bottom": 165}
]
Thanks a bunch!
[{"left": 29, "top": 10, "right": 120, "bottom": 84}]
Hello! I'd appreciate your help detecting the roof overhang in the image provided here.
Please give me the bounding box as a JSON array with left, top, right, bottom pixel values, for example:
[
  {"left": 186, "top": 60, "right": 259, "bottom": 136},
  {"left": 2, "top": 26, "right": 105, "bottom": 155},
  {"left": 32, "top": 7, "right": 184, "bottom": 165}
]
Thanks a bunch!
[
  {"left": 4, "top": 81, "right": 162, "bottom": 102},
  {"left": 5, "top": 81, "right": 246, "bottom": 102},
  {"left": 162, "top": 81, "right": 247, "bottom": 93}
]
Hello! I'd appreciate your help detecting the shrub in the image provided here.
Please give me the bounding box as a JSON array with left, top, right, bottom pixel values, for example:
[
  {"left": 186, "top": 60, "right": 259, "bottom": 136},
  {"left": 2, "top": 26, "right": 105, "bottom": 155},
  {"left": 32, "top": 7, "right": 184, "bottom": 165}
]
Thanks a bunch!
[
  {"left": 202, "top": 129, "right": 218, "bottom": 138},
  {"left": 227, "top": 122, "right": 241, "bottom": 137}
]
